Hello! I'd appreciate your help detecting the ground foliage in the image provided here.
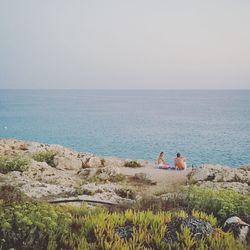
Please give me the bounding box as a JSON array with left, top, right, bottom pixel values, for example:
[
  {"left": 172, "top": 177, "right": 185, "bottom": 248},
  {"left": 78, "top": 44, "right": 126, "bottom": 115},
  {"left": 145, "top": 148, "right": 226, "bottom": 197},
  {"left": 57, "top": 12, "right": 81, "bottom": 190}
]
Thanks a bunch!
[{"left": 0, "top": 185, "right": 249, "bottom": 250}]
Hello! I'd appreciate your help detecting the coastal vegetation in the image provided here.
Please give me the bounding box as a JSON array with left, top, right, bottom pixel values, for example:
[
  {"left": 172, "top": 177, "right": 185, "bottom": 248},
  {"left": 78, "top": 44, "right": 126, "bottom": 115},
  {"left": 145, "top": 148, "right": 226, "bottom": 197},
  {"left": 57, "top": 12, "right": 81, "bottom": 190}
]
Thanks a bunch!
[
  {"left": 0, "top": 185, "right": 249, "bottom": 250},
  {"left": 32, "top": 150, "right": 57, "bottom": 167},
  {"left": 0, "top": 150, "right": 58, "bottom": 174},
  {"left": 0, "top": 139, "right": 249, "bottom": 249},
  {"left": 124, "top": 161, "right": 142, "bottom": 168},
  {"left": 0, "top": 155, "right": 30, "bottom": 174},
  {"left": 114, "top": 187, "right": 137, "bottom": 200},
  {"left": 186, "top": 186, "right": 250, "bottom": 222}
]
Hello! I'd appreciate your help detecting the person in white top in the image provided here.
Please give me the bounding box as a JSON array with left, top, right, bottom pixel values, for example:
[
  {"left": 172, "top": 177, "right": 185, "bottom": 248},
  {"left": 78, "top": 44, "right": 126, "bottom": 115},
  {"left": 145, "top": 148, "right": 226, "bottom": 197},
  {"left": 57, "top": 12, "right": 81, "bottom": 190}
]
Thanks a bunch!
[{"left": 157, "top": 152, "right": 170, "bottom": 169}]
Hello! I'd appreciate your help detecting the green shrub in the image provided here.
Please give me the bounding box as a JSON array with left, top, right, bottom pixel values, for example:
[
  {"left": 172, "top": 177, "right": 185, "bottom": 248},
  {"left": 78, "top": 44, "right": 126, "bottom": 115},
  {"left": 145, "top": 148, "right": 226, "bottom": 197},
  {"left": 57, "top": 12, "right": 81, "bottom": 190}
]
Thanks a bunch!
[
  {"left": 124, "top": 161, "right": 142, "bottom": 168},
  {"left": 0, "top": 201, "right": 72, "bottom": 250},
  {"left": 0, "top": 155, "right": 30, "bottom": 174},
  {"left": 32, "top": 150, "right": 57, "bottom": 167},
  {"left": 187, "top": 186, "right": 250, "bottom": 222},
  {"left": 0, "top": 185, "right": 28, "bottom": 205},
  {"left": 109, "top": 173, "right": 126, "bottom": 182},
  {"left": 69, "top": 187, "right": 96, "bottom": 196}
]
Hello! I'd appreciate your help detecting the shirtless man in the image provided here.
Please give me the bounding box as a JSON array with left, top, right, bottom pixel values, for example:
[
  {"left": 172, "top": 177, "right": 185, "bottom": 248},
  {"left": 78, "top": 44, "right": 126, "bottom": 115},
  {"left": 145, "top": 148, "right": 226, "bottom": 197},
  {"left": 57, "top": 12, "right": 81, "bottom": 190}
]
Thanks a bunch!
[{"left": 174, "top": 153, "right": 187, "bottom": 170}]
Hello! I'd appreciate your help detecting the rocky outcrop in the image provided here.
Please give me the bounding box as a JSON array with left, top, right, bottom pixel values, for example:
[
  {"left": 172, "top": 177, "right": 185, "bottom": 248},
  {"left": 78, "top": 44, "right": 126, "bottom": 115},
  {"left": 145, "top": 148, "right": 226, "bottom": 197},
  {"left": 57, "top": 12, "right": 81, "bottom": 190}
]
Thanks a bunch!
[
  {"left": 0, "top": 139, "right": 137, "bottom": 201},
  {"left": 188, "top": 165, "right": 250, "bottom": 194}
]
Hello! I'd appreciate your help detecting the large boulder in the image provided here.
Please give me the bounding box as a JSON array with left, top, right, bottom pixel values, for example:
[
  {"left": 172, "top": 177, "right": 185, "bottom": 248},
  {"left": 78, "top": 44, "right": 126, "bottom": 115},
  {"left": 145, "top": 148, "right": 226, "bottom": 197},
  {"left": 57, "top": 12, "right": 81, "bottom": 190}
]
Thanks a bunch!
[
  {"left": 165, "top": 216, "right": 214, "bottom": 242},
  {"left": 53, "top": 156, "right": 83, "bottom": 171},
  {"left": 88, "top": 156, "right": 105, "bottom": 168},
  {"left": 223, "top": 216, "right": 250, "bottom": 243}
]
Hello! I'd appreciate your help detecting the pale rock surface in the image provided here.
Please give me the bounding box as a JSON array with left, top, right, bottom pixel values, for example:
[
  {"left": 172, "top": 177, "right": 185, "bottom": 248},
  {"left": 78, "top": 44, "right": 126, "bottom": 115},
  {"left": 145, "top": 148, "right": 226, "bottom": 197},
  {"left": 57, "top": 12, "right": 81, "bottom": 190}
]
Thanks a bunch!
[
  {"left": 188, "top": 165, "right": 250, "bottom": 194},
  {"left": 53, "top": 156, "right": 83, "bottom": 171},
  {"left": 86, "top": 156, "right": 105, "bottom": 168},
  {"left": 95, "top": 166, "right": 121, "bottom": 181},
  {"left": 103, "top": 156, "right": 126, "bottom": 168}
]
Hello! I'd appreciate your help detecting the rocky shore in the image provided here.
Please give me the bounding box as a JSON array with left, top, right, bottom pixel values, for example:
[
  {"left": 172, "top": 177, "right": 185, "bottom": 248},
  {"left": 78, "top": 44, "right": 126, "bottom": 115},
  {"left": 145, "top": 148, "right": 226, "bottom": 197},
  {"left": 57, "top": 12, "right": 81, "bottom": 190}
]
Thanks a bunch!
[{"left": 0, "top": 139, "right": 249, "bottom": 203}]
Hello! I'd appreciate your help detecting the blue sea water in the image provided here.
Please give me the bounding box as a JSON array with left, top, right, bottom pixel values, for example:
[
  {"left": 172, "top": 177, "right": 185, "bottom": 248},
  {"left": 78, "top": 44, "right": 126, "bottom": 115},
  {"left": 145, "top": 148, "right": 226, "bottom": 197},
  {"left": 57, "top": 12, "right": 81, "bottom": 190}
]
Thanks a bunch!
[{"left": 0, "top": 90, "right": 249, "bottom": 167}]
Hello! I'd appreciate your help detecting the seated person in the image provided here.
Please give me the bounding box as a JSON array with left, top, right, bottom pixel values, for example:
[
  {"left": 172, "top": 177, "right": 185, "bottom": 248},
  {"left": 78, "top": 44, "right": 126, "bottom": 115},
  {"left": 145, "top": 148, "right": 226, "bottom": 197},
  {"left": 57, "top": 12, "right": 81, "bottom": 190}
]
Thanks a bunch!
[
  {"left": 175, "top": 153, "right": 187, "bottom": 170},
  {"left": 157, "top": 152, "right": 170, "bottom": 169}
]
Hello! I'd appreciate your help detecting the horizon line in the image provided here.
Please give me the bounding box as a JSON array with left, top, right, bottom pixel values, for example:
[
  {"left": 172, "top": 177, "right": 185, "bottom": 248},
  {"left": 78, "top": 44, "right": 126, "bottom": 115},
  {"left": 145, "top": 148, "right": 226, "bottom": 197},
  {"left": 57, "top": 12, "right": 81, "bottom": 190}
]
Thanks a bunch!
[{"left": 1, "top": 88, "right": 250, "bottom": 91}]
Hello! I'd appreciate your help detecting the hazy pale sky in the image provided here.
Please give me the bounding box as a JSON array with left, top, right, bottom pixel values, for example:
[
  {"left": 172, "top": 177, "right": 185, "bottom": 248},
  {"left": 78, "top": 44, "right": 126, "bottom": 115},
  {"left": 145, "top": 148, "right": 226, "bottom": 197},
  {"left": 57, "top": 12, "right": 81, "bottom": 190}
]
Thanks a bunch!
[{"left": 0, "top": 0, "right": 250, "bottom": 89}]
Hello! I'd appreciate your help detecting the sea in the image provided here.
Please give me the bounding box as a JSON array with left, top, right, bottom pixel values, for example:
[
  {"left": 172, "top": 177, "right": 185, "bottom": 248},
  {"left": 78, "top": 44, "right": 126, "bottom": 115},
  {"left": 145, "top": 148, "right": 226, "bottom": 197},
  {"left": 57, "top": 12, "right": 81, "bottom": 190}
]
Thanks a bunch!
[{"left": 0, "top": 90, "right": 249, "bottom": 167}]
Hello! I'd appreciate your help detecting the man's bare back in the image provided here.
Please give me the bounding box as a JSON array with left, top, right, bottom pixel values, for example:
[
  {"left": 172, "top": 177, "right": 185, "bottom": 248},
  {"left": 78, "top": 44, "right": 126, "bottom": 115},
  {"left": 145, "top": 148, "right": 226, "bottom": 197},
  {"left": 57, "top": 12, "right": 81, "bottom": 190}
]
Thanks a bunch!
[{"left": 175, "top": 153, "right": 187, "bottom": 170}]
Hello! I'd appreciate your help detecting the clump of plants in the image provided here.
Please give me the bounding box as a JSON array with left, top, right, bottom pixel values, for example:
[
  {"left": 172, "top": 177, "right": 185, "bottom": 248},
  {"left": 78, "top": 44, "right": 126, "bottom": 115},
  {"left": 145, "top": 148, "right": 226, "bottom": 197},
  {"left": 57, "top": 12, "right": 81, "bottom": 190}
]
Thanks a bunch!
[
  {"left": 0, "top": 185, "right": 28, "bottom": 205},
  {"left": 93, "top": 168, "right": 126, "bottom": 183},
  {"left": 71, "top": 187, "right": 96, "bottom": 196},
  {"left": 32, "top": 150, "right": 57, "bottom": 167},
  {"left": 0, "top": 199, "right": 73, "bottom": 250},
  {"left": 187, "top": 185, "right": 250, "bottom": 222},
  {"left": 0, "top": 155, "right": 30, "bottom": 174},
  {"left": 109, "top": 173, "right": 126, "bottom": 182},
  {"left": 124, "top": 160, "right": 142, "bottom": 168},
  {"left": 115, "top": 187, "right": 137, "bottom": 200}
]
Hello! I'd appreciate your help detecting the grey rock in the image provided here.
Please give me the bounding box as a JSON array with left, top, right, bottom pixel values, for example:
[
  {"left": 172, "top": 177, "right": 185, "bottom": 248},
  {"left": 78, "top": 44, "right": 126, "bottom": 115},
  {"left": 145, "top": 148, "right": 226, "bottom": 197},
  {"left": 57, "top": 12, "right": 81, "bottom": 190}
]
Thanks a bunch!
[
  {"left": 165, "top": 216, "right": 214, "bottom": 242},
  {"left": 223, "top": 216, "right": 250, "bottom": 243},
  {"left": 115, "top": 224, "right": 134, "bottom": 240}
]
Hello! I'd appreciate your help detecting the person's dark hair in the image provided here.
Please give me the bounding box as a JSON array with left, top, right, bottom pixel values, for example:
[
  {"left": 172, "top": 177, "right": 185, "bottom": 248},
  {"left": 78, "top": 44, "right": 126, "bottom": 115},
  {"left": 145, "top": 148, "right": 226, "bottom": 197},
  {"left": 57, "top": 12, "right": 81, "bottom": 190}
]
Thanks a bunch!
[
  {"left": 177, "top": 153, "right": 181, "bottom": 157},
  {"left": 160, "top": 152, "right": 164, "bottom": 156}
]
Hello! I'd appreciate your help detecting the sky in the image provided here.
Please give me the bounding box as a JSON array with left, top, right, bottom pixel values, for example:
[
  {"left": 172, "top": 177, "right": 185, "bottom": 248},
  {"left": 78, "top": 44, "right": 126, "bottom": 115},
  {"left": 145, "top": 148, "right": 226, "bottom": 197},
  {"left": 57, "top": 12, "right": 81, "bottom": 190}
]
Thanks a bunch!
[{"left": 0, "top": 0, "right": 250, "bottom": 89}]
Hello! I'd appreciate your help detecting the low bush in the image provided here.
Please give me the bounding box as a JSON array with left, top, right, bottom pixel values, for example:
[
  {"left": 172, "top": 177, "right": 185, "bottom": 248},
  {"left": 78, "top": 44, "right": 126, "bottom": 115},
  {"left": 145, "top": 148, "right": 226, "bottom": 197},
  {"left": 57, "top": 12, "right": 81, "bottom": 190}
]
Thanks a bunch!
[
  {"left": 187, "top": 186, "right": 250, "bottom": 222},
  {"left": 124, "top": 161, "right": 142, "bottom": 168},
  {"left": 0, "top": 155, "right": 30, "bottom": 174},
  {"left": 115, "top": 187, "right": 136, "bottom": 200},
  {"left": 32, "top": 150, "right": 57, "bottom": 167},
  {"left": 71, "top": 187, "right": 96, "bottom": 196},
  {"left": 109, "top": 173, "right": 126, "bottom": 182},
  {"left": 0, "top": 201, "right": 72, "bottom": 250},
  {"left": 0, "top": 185, "right": 28, "bottom": 205}
]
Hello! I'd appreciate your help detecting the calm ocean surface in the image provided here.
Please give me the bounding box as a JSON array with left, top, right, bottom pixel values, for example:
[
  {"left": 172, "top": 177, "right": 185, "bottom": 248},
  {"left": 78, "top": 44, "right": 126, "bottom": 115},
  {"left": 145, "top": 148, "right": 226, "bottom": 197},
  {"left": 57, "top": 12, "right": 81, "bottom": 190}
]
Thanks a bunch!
[{"left": 0, "top": 90, "right": 249, "bottom": 167}]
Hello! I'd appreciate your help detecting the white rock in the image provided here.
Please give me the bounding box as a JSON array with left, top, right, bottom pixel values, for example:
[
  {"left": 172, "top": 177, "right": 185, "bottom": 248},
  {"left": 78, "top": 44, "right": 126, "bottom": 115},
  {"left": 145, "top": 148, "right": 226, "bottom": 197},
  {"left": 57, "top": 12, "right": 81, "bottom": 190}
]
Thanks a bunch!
[{"left": 53, "top": 156, "right": 82, "bottom": 171}]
